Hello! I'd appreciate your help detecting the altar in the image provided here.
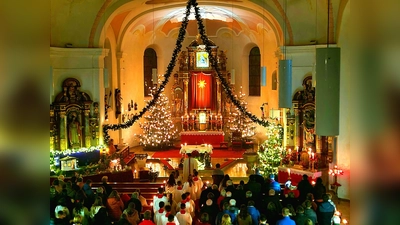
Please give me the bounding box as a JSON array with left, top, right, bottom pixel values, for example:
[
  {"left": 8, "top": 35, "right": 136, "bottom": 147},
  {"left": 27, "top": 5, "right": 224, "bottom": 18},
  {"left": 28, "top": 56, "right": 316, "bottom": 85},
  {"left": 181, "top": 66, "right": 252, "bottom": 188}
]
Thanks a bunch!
[
  {"left": 180, "top": 131, "right": 224, "bottom": 146},
  {"left": 277, "top": 166, "right": 322, "bottom": 185},
  {"left": 180, "top": 144, "right": 213, "bottom": 154}
]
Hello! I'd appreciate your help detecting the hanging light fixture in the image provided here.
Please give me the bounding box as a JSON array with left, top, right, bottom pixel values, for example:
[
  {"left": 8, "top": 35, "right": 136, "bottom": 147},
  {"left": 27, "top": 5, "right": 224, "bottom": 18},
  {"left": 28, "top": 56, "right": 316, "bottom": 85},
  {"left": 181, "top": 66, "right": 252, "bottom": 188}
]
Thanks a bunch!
[
  {"left": 278, "top": 0, "right": 292, "bottom": 108},
  {"left": 261, "top": 1, "right": 267, "bottom": 87},
  {"left": 315, "top": 0, "right": 340, "bottom": 136}
]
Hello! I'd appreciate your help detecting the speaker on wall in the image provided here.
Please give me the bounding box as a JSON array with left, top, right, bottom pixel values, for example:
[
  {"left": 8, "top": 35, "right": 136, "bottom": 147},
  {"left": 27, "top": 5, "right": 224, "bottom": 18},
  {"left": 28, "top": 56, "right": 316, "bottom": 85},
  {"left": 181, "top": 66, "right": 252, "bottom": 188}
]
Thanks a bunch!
[
  {"left": 279, "top": 60, "right": 292, "bottom": 108},
  {"left": 315, "top": 47, "right": 340, "bottom": 136}
]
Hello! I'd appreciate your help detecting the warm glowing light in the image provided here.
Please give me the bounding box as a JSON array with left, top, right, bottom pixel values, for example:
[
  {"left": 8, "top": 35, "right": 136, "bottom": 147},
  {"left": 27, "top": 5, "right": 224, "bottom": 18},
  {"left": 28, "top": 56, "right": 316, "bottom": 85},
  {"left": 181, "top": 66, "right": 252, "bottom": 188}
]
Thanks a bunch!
[
  {"left": 342, "top": 219, "right": 348, "bottom": 224},
  {"left": 198, "top": 79, "right": 206, "bottom": 88},
  {"left": 311, "top": 180, "right": 316, "bottom": 185}
]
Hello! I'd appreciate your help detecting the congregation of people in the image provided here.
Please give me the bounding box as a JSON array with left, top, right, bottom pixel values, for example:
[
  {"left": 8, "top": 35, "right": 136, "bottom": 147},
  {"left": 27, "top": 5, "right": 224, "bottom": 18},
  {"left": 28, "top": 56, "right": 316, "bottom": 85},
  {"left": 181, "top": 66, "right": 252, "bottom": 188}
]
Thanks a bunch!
[{"left": 51, "top": 167, "right": 336, "bottom": 225}]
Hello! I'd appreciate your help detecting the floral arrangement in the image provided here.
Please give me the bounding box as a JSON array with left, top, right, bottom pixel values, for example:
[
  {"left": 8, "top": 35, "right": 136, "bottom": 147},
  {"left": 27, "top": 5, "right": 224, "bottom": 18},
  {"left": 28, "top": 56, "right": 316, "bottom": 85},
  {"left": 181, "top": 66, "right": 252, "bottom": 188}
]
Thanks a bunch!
[{"left": 187, "top": 150, "right": 211, "bottom": 170}]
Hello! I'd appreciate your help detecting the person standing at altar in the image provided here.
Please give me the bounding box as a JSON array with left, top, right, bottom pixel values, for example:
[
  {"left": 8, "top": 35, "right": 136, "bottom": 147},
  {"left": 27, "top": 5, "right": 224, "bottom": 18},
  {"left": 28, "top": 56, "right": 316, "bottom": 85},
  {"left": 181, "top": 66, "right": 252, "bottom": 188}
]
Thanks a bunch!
[
  {"left": 182, "top": 153, "right": 198, "bottom": 183},
  {"left": 297, "top": 175, "right": 313, "bottom": 203}
]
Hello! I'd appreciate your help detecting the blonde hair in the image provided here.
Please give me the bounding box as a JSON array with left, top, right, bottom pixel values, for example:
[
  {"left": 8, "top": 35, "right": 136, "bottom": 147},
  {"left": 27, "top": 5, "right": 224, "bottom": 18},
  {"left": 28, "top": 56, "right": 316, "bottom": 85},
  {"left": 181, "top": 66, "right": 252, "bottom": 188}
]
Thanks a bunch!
[{"left": 221, "top": 214, "right": 231, "bottom": 225}]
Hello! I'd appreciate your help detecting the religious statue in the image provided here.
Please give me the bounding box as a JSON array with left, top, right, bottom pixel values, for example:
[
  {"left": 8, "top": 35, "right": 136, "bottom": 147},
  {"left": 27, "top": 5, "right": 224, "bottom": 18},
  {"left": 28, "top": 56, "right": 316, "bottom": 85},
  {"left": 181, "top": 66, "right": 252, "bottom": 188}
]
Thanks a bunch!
[
  {"left": 175, "top": 97, "right": 182, "bottom": 115},
  {"left": 108, "top": 139, "right": 117, "bottom": 155},
  {"left": 68, "top": 112, "right": 82, "bottom": 148},
  {"left": 299, "top": 149, "right": 310, "bottom": 169},
  {"left": 115, "top": 88, "right": 122, "bottom": 119}
]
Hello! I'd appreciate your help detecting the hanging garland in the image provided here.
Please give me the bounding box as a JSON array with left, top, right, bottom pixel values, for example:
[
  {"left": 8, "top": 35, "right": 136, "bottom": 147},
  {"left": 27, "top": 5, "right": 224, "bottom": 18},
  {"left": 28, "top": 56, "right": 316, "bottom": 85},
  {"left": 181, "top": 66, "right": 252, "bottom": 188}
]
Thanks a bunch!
[
  {"left": 103, "top": 0, "right": 269, "bottom": 143},
  {"left": 192, "top": 1, "right": 269, "bottom": 127},
  {"left": 103, "top": 0, "right": 192, "bottom": 143}
]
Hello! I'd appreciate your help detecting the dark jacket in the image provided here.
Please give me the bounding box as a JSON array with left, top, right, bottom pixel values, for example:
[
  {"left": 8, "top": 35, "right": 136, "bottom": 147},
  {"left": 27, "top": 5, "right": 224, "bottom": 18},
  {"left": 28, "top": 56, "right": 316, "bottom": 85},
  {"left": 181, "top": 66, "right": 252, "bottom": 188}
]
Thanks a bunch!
[{"left": 317, "top": 202, "right": 335, "bottom": 225}]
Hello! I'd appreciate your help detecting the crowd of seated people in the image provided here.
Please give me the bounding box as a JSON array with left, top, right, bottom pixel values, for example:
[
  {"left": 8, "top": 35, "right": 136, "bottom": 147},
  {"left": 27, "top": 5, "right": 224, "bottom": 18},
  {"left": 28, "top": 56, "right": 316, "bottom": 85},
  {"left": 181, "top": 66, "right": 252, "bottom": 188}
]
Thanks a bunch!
[{"left": 50, "top": 170, "right": 336, "bottom": 225}]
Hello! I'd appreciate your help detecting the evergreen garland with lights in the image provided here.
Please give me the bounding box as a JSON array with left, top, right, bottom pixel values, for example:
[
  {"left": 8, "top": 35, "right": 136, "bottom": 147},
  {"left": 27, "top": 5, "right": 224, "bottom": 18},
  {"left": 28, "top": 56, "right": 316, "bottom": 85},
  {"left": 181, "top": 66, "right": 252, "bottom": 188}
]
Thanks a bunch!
[
  {"left": 257, "top": 120, "right": 284, "bottom": 176},
  {"left": 103, "top": 0, "right": 270, "bottom": 143},
  {"left": 136, "top": 86, "right": 178, "bottom": 149},
  {"left": 228, "top": 90, "right": 257, "bottom": 139}
]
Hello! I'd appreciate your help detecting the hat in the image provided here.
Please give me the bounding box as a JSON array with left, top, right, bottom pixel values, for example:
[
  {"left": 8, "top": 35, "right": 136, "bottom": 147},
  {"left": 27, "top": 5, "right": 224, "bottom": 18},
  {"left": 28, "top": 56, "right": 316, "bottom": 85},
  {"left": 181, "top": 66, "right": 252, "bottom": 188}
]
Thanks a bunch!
[
  {"left": 226, "top": 191, "right": 232, "bottom": 197},
  {"left": 229, "top": 199, "right": 236, "bottom": 206},
  {"left": 206, "top": 199, "right": 213, "bottom": 206}
]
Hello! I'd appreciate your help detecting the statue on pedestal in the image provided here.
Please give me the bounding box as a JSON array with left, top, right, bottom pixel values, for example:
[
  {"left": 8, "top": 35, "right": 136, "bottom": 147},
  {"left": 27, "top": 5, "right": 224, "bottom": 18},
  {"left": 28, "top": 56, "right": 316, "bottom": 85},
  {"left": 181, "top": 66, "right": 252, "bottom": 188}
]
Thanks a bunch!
[{"left": 68, "top": 112, "right": 81, "bottom": 149}]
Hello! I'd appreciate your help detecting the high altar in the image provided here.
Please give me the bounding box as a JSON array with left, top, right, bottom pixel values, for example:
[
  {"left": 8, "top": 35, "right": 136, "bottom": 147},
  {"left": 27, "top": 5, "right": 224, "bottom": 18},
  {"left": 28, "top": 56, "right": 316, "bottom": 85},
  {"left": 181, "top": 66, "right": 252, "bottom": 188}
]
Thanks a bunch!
[{"left": 171, "top": 36, "right": 234, "bottom": 140}]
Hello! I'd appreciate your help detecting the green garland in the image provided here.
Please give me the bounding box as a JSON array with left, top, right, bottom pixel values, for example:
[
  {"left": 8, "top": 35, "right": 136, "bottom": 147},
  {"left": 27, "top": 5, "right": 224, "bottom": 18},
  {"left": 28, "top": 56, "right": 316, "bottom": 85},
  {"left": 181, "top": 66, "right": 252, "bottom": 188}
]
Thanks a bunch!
[{"left": 103, "top": 0, "right": 270, "bottom": 143}]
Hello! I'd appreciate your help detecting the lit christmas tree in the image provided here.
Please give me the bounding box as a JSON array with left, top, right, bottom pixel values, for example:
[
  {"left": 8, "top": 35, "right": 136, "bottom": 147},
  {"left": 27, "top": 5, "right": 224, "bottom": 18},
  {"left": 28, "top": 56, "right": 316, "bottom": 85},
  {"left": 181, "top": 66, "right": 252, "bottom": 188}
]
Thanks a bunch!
[
  {"left": 137, "top": 86, "right": 178, "bottom": 150},
  {"left": 228, "top": 89, "right": 257, "bottom": 140},
  {"left": 257, "top": 120, "right": 284, "bottom": 176}
]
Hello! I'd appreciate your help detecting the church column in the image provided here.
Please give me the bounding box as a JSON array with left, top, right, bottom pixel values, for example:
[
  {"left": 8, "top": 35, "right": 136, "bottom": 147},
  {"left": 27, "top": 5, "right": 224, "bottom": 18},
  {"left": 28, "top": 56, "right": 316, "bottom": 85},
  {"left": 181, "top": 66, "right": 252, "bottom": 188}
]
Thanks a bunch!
[
  {"left": 59, "top": 111, "right": 67, "bottom": 151},
  {"left": 50, "top": 108, "right": 55, "bottom": 151},
  {"left": 216, "top": 76, "right": 222, "bottom": 115},
  {"left": 183, "top": 78, "right": 189, "bottom": 115},
  {"left": 84, "top": 108, "right": 91, "bottom": 148},
  {"left": 293, "top": 102, "right": 300, "bottom": 149}
]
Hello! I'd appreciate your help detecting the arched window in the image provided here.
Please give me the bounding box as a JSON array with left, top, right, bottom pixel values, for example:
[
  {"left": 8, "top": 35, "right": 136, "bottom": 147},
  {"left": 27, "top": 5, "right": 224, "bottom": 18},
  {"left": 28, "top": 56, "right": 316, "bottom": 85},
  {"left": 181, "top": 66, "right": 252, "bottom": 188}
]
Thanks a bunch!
[
  {"left": 248, "top": 47, "right": 261, "bottom": 96},
  {"left": 143, "top": 48, "right": 157, "bottom": 96}
]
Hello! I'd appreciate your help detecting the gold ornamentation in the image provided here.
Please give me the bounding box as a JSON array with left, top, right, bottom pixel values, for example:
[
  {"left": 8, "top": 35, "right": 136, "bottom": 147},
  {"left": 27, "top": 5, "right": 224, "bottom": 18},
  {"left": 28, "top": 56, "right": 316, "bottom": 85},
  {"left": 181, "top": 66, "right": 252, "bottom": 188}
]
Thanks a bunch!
[{"left": 198, "top": 79, "right": 206, "bottom": 88}]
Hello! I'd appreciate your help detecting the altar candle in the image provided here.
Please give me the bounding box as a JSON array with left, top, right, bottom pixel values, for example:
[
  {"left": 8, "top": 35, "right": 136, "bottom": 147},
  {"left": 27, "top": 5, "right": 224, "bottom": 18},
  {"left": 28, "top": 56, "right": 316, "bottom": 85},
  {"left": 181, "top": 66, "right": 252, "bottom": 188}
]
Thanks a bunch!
[
  {"left": 296, "top": 146, "right": 299, "bottom": 152},
  {"left": 288, "top": 148, "right": 292, "bottom": 154},
  {"left": 185, "top": 143, "right": 187, "bottom": 146},
  {"left": 287, "top": 169, "right": 291, "bottom": 176},
  {"left": 311, "top": 152, "right": 315, "bottom": 160},
  {"left": 181, "top": 116, "right": 183, "bottom": 121}
]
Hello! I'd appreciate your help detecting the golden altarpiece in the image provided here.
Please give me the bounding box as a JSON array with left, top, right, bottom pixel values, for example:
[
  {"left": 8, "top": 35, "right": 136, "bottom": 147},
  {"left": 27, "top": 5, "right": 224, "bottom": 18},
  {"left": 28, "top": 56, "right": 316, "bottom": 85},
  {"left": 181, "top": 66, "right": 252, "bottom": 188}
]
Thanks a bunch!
[
  {"left": 50, "top": 78, "right": 100, "bottom": 151},
  {"left": 286, "top": 76, "right": 331, "bottom": 169},
  {"left": 171, "top": 36, "right": 234, "bottom": 133}
]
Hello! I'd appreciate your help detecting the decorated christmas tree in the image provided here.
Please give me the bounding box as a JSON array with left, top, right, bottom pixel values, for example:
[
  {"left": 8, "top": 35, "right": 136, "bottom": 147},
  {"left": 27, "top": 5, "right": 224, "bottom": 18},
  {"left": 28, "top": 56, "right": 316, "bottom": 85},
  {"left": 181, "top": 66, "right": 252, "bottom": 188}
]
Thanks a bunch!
[
  {"left": 228, "top": 90, "right": 257, "bottom": 140},
  {"left": 137, "top": 86, "right": 177, "bottom": 149},
  {"left": 257, "top": 120, "right": 284, "bottom": 176}
]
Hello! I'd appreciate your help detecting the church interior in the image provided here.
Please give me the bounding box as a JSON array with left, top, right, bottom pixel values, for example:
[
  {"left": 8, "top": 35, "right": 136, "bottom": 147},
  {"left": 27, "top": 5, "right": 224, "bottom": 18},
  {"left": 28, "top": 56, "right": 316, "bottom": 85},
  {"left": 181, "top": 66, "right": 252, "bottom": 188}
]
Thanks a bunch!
[{"left": 50, "top": 0, "right": 352, "bottom": 223}]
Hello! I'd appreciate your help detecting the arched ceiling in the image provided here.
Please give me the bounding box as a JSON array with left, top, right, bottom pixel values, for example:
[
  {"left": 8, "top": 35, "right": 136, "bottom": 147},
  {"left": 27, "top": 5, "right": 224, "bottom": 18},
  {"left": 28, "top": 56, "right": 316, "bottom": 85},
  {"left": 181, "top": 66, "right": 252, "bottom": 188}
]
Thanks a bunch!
[
  {"left": 85, "top": 0, "right": 347, "bottom": 48},
  {"left": 102, "top": 0, "right": 283, "bottom": 49}
]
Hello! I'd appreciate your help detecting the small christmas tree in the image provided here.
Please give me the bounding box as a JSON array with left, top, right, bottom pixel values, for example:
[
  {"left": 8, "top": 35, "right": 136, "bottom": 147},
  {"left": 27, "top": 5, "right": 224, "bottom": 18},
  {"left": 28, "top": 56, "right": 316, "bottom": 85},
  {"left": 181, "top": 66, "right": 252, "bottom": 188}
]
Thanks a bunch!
[
  {"left": 257, "top": 120, "right": 284, "bottom": 176},
  {"left": 137, "top": 86, "right": 177, "bottom": 150},
  {"left": 228, "top": 90, "right": 257, "bottom": 140}
]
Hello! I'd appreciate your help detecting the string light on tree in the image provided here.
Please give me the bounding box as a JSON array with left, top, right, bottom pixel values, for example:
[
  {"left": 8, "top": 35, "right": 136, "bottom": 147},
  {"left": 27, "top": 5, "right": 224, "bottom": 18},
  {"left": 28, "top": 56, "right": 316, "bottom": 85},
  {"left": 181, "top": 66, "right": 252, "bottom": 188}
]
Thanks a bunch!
[
  {"left": 228, "top": 89, "right": 256, "bottom": 139},
  {"left": 136, "top": 85, "right": 178, "bottom": 150},
  {"left": 257, "top": 120, "right": 284, "bottom": 176}
]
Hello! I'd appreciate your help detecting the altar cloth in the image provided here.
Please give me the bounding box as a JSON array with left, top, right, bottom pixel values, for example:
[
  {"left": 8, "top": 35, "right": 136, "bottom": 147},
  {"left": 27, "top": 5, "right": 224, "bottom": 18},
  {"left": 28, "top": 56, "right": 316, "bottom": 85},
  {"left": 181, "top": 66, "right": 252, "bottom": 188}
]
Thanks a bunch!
[
  {"left": 180, "top": 144, "right": 213, "bottom": 154},
  {"left": 180, "top": 131, "right": 224, "bottom": 146},
  {"left": 278, "top": 166, "right": 322, "bottom": 184}
]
